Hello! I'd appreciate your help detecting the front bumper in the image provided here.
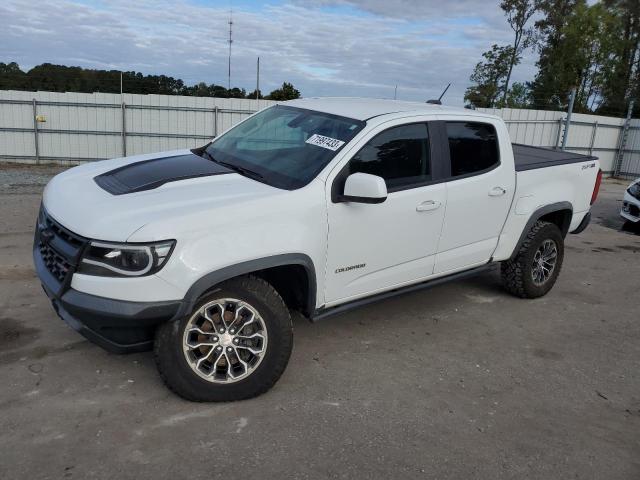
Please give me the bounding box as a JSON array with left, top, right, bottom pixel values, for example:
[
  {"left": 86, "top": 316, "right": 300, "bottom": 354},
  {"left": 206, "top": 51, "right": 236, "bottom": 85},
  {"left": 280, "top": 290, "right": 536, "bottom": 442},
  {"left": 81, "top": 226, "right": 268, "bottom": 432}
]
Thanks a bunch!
[
  {"left": 33, "top": 210, "right": 182, "bottom": 353},
  {"left": 621, "top": 194, "right": 640, "bottom": 223}
]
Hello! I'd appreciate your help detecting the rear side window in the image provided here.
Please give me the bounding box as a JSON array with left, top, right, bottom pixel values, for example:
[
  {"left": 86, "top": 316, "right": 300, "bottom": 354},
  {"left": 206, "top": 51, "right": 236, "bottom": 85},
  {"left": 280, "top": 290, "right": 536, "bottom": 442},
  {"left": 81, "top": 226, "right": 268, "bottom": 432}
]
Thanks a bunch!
[
  {"left": 446, "top": 122, "right": 499, "bottom": 177},
  {"left": 348, "top": 123, "right": 430, "bottom": 190}
]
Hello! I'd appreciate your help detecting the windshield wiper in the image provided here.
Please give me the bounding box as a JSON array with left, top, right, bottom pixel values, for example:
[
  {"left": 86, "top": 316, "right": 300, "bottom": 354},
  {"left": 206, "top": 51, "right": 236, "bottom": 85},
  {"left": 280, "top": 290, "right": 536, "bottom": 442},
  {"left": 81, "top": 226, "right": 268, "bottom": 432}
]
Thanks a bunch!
[
  {"left": 199, "top": 149, "right": 216, "bottom": 162},
  {"left": 214, "top": 159, "right": 264, "bottom": 181},
  {"left": 199, "top": 149, "right": 264, "bottom": 182}
]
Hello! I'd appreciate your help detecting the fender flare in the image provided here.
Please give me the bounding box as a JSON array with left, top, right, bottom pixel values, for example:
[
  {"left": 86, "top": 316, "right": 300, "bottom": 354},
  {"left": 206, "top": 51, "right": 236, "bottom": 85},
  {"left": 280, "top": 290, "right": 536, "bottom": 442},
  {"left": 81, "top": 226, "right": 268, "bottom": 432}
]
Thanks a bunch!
[
  {"left": 509, "top": 201, "right": 573, "bottom": 260},
  {"left": 174, "top": 253, "right": 317, "bottom": 319}
]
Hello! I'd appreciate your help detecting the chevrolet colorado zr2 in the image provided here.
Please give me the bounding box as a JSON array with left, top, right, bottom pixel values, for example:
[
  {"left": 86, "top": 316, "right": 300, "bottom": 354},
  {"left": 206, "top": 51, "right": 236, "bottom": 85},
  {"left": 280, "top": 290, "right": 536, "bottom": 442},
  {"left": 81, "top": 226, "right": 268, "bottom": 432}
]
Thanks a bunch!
[{"left": 34, "top": 98, "right": 602, "bottom": 401}]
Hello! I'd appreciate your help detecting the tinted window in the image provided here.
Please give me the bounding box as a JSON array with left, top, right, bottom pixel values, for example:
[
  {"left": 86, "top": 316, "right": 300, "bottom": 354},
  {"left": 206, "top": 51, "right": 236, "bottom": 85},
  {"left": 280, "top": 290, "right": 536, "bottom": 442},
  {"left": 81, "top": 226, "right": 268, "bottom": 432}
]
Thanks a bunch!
[
  {"left": 446, "top": 122, "right": 499, "bottom": 177},
  {"left": 348, "top": 124, "right": 430, "bottom": 190}
]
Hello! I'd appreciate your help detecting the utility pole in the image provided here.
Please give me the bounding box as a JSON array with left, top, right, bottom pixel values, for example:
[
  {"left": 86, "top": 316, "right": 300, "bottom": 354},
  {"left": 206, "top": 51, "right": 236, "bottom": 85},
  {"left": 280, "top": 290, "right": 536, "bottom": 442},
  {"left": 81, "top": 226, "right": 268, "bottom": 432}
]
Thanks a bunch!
[
  {"left": 120, "top": 71, "right": 123, "bottom": 96},
  {"left": 256, "top": 57, "right": 260, "bottom": 100},
  {"left": 227, "top": 9, "right": 233, "bottom": 96},
  {"left": 561, "top": 87, "right": 576, "bottom": 151},
  {"left": 394, "top": 85, "right": 397, "bottom": 100}
]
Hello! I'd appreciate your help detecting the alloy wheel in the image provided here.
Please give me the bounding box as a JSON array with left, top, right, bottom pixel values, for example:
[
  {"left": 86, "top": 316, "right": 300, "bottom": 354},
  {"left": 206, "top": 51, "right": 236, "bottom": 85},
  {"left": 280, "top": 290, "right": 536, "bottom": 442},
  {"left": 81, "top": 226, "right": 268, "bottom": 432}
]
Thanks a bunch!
[
  {"left": 182, "top": 298, "right": 268, "bottom": 383},
  {"left": 531, "top": 239, "right": 558, "bottom": 286}
]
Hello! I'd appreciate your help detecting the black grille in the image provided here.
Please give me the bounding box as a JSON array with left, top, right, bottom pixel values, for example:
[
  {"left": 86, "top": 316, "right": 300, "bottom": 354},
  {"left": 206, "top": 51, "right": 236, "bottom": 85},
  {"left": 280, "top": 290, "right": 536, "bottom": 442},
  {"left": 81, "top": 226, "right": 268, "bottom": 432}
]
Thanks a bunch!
[
  {"left": 39, "top": 241, "right": 71, "bottom": 282},
  {"left": 36, "top": 208, "right": 87, "bottom": 286},
  {"left": 629, "top": 204, "right": 640, "bottom": 217},
  {"left": 44, "top": 216, "right": 84, "bottom": 249}
]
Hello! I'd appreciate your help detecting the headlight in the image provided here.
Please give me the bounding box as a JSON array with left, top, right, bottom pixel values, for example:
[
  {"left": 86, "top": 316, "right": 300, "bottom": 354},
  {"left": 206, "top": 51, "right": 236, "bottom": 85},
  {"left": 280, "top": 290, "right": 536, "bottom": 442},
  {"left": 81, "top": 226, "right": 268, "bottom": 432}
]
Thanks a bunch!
[
  {"left": 78, "top": 240, "right": 175, "bottom": 277},
  {"left": 628, "top": 183, "right": 640, "bottom": 200}
]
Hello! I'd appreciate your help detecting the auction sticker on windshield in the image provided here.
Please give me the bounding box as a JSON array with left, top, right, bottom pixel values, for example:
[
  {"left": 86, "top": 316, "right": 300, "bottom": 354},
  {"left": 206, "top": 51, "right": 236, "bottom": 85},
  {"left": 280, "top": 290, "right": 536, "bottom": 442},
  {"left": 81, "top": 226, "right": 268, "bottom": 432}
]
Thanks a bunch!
[{"left": 305, "top": 134, "right": 345, "bottom": 151}]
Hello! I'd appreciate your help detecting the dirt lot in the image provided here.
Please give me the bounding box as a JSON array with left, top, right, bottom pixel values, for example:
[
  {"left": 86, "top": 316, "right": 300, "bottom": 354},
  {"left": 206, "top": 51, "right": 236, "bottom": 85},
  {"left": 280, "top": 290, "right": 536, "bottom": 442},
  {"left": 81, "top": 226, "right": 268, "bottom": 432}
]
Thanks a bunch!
[{"left": 0, "top": 165, "right": 638, "bottom": 480}]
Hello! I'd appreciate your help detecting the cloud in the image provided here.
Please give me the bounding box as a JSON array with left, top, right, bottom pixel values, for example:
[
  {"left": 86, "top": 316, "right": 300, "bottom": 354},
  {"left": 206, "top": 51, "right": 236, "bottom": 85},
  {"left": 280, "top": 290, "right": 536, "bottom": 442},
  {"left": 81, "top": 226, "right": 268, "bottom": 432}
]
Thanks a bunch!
[
  {"left": 0, "top": 0, "right": 538, "bottom": 105},
  {"left": 292, "top": 0, "right": 506, "bottom": 23}
]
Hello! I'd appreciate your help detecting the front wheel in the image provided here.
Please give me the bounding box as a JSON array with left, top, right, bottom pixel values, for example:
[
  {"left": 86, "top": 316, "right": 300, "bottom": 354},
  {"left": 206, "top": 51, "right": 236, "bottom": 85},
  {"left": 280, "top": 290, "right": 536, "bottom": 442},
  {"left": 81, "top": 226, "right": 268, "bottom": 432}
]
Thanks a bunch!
[
  {"left": 500, "top": 220, "right": 564, "bottom": 298},
  {"left": 154, "top": 275, "right": 293, "bottom": 402}
]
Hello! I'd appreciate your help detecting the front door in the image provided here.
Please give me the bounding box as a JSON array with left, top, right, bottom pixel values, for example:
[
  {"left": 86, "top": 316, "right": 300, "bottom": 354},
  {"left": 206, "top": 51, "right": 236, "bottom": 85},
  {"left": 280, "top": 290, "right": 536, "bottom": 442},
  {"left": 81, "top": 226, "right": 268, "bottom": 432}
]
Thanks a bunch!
[{"left": 324, "top": 122, "right": 447, "bottom": 305}]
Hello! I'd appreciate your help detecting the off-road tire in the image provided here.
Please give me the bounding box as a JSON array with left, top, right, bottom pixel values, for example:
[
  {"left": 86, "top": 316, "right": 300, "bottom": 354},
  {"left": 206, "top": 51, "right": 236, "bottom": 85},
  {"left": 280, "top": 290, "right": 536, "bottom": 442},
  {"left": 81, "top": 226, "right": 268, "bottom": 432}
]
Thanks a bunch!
[
  {"left": 154, "top": 275, "right": 293, "bottom": 402},
  {"left": 500, "top": 221, "right": 564, "bottom": 299}
]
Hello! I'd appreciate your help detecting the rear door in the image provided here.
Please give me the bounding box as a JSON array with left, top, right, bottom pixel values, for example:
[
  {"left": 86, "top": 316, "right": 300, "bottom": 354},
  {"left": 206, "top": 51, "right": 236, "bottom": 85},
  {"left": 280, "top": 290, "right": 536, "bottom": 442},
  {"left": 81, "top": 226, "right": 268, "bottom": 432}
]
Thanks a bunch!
[
  {"left": 434, "top": 119, "right": 515, "bottom": 274},
  {"left": 324, "top": 121, "right": 447, "bottom": 305}
]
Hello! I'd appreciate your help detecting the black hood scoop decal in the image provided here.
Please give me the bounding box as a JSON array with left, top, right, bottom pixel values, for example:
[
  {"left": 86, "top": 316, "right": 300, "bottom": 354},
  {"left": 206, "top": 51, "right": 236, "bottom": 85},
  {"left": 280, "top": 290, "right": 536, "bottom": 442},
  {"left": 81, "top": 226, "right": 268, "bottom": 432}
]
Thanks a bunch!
[{"left": 94, "top": 153, "right": 233, "bottom": 195}]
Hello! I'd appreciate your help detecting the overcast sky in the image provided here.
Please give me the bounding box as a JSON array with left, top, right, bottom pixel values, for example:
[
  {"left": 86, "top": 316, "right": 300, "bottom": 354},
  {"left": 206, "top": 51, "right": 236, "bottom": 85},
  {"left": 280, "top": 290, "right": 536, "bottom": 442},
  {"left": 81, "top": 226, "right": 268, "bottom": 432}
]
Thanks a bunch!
[{"left": 1, "top": 0, "right": 539, "bottom": 105}]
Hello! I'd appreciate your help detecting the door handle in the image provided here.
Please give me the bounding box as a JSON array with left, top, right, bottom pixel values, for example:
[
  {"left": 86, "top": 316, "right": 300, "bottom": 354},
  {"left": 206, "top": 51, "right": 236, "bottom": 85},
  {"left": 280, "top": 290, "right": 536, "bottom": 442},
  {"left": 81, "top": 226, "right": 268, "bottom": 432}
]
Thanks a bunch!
[
  {"left": 489, "top": 187, "right": 506, "bottom": 197},
  {"left": 416, "top": 200, "right": 441, "bottom": 212}
]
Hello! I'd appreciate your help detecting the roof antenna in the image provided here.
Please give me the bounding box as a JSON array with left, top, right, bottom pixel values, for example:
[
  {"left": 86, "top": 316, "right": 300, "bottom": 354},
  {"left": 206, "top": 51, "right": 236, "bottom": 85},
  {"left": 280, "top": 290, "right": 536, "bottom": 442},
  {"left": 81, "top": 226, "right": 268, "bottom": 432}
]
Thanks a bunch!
[{"left": 427, "top": 83, "right": 451, "bottom": 105}]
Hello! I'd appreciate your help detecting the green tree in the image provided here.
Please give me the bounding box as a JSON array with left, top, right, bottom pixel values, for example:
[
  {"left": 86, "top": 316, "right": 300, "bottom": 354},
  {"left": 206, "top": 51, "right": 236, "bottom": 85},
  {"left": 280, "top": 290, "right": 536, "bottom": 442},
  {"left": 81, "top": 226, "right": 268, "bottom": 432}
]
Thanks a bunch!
[
  {"left": 246, "top": 89, "right": 263, "bottom": 99},
  {"left": 530, "top": 1, "right": 619, "bottom": 113},
  {"left": 500, "top": 0, "right": 538, "bottom": 105},
  {"left": 185, "top": 82, "right": 213, "bottom": 97},
  {"left": 0, "top": 62, "right": 294, "bottom": 100},
  {"left": 469, "top": 0, "right": 638, "bottom": 114},
  {"left": 228, "top": 87, "right": 247, "bottom": 99},
  {"left": 598, "top": 0, "right": 640, "bottom": 116},
  {"left": 154, "top": 74, "right": 185, "bottom": 95},
  {"left": 464, "top": 45, "right": 514, "bottom": 108},
  {"left": 530, "top": 0, "right": 585, "bottom": 110},
  {"left": 0, "top": 62, "right": 27, "bottom": 90},
  {"left": 266, "top": 82, "right": 301, "bottom": 101},
  {"left": 505, "top": 82, "right": 532, "bottom": 108},
  {"left": 570, "top": 3, "right": 618, "bottom": 112}
]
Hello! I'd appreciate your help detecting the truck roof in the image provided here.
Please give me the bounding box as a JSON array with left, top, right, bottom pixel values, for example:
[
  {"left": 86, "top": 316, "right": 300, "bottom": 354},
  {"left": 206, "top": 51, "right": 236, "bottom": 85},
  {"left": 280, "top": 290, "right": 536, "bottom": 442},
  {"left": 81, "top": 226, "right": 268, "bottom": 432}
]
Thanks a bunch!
[{"left": 284, "top": 97, "right": 493, "bottom": 121}]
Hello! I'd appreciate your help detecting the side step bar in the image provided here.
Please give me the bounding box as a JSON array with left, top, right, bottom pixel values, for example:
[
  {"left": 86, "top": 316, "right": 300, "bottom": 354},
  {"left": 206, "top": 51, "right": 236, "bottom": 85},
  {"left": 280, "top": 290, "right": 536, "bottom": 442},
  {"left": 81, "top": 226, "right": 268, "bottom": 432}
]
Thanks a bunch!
[{"left": 311, "top": 263, "right": 496, "bottom": 322}]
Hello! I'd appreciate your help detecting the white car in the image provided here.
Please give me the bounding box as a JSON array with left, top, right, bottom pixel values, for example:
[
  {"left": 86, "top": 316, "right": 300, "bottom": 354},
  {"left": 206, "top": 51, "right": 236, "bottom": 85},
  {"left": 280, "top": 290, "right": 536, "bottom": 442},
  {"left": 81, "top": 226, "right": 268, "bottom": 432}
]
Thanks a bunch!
[
  {"left": 621, "top": 178, "right": 640, "bottom": 222},
  {"left": 34, "top": 98, "right": 602, "bottom": 401}
]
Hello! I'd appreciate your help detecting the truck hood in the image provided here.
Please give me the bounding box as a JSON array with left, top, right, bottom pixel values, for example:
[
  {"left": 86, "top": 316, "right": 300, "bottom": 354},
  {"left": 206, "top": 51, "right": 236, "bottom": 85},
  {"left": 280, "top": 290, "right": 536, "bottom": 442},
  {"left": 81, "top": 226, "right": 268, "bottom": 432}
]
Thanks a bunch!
[{"left": 43, "top": 149, "right": 280, "bottom": 242}]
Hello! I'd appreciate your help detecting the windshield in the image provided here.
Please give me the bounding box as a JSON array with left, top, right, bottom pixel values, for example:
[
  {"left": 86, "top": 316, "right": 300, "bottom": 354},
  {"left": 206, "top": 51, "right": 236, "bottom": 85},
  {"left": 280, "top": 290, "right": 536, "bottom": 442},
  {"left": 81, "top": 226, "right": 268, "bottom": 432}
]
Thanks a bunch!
[{"left": 205, "top": 105, "right": 365, "bottom": 189}]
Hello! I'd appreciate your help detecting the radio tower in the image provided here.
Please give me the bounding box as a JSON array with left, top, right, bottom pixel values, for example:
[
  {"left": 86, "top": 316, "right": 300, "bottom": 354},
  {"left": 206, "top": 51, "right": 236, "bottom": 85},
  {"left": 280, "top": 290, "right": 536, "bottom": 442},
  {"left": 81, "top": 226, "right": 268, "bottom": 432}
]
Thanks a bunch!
[{"left": 227, "top": 9, "right": 233, "bottom": 96}]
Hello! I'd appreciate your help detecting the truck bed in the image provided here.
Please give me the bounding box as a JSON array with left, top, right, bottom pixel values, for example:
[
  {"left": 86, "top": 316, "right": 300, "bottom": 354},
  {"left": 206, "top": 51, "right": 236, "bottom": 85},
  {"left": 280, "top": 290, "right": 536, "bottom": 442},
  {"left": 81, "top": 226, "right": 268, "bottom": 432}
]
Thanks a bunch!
[{"left": 513, "top": 143, "right": 597, "bottom": 172}]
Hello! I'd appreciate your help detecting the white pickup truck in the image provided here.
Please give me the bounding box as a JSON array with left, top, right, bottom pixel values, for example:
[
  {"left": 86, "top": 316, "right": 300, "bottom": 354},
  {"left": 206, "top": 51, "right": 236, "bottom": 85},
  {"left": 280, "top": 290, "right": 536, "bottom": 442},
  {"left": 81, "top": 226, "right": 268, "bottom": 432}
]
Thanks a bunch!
[{"left": 34, "top": 98, "right": 602, "bottom": 401}]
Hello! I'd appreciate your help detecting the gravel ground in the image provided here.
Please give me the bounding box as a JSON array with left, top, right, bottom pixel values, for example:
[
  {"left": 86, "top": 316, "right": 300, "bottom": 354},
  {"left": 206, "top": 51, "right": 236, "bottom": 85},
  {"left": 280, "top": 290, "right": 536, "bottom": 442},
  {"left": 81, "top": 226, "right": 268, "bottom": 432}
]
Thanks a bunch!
[
  {"left": 0, "top": 163, "right": 638, "bottom": 480},
  {"left": 0, "top": 163, "right": 67, "bottom": 195}
]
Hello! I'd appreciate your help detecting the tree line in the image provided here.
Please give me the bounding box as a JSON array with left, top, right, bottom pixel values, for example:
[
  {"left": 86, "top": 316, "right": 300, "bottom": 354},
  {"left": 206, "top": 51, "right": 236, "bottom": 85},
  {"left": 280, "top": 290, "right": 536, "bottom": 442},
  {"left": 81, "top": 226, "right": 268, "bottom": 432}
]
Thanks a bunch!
[
  {"left": 0, "top": 62, "right": 301, "bottom": 101},
  {"left": 465, "top": 0, "right": 640, "bottom": 116}
]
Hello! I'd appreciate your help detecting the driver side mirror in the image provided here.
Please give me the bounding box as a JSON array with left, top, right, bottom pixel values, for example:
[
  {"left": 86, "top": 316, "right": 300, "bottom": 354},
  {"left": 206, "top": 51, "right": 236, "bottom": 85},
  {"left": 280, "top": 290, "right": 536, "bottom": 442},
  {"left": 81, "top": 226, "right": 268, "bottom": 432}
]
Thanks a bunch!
[{"left": 340, "top": 173, "right": 387, "bottom": 204}]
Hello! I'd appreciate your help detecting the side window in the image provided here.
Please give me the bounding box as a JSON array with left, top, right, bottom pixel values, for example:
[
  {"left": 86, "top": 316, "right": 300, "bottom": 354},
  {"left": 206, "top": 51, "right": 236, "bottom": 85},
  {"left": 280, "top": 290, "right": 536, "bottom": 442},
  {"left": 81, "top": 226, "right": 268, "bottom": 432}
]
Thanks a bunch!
[
  {"left": 348, "top": 123, "right": 430, "bottom": 190},
  {"left": 446, "top": 122, "right": 499, "bottom": 177}
]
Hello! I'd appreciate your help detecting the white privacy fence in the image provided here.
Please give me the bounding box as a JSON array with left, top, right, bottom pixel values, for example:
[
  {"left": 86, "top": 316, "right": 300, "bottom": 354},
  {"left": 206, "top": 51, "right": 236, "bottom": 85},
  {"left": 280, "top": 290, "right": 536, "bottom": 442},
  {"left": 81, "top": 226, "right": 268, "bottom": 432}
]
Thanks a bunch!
[
  {"left": 1, "top": 90, "right": 639, "bottom": 177},
  {"left": 478, "top": 107, "right": 640, "bottom": 177},
  {"left": 0, "top": 90, "right": 275, "bottom": 165}
]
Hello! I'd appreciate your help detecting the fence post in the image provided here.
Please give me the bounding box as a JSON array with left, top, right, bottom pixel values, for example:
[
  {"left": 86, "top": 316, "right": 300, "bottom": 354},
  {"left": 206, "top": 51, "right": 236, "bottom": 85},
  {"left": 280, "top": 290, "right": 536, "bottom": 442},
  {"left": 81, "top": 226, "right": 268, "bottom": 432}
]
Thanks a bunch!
[
  {"left": 561, "top": 88, "right": 576, "bottom": 151},
  {"left": 613, "top": 99, "right": 634, "bottom": 177},
  {"left": 32, "top": 98, "right": 40, "bottom": 164},
  {"left": 588, "top": 121, "right": 598, "bottom": 156},
  {"left": 121, "top": 101, "right": 127, "bottom": 157},
  {"left": 214, "top": 106, "right": 219, "bottom": 137},
  {"left": 554, "top": 118, "right": 563, "bottom": 148}
]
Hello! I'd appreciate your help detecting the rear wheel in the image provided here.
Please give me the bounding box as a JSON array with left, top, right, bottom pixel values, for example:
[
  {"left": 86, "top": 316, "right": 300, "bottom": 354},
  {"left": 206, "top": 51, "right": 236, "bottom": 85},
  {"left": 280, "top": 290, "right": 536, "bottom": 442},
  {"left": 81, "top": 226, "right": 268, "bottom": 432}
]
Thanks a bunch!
[
  {"left": 154, "top": 275, "right": 293, "bottom": 402},
  {"left": 501, "top": 220, "right": 564, "bottom": 298}
]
